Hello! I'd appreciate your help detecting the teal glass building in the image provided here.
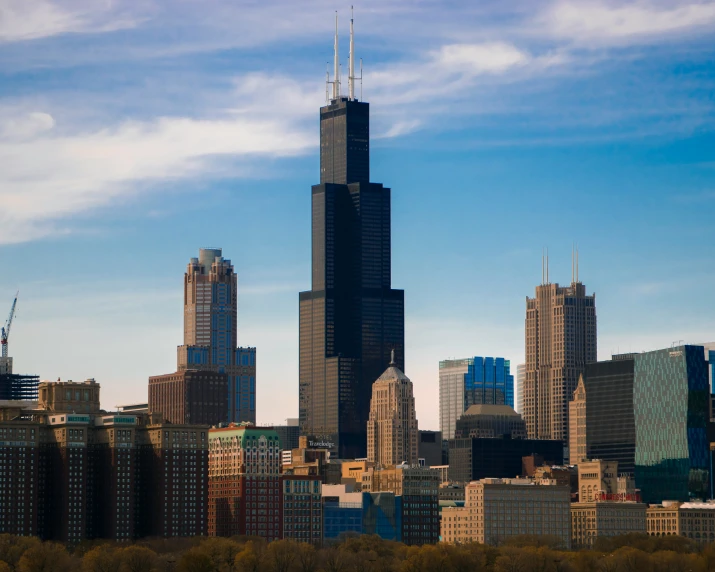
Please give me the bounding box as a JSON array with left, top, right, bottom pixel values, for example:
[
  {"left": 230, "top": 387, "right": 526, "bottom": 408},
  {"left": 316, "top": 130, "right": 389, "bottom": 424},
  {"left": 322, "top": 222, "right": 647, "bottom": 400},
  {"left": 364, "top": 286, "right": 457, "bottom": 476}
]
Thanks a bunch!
[{"left": 633, "top": 345, "right": 710, "bottom": 503}]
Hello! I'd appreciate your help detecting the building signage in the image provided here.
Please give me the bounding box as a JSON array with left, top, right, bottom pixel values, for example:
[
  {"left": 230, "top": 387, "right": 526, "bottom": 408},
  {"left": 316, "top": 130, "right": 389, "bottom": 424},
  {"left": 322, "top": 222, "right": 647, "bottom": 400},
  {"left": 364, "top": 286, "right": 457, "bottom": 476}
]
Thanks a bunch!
[{"left": 306, "top": 434, "right": 336, "bottom": 450}]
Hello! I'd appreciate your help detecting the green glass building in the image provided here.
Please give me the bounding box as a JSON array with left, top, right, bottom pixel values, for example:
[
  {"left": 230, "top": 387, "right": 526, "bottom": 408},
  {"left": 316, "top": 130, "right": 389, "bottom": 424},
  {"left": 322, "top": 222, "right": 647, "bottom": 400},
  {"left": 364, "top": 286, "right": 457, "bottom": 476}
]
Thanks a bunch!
[{"left": 633, "top": 345, "right": 710, "bottom": 504}]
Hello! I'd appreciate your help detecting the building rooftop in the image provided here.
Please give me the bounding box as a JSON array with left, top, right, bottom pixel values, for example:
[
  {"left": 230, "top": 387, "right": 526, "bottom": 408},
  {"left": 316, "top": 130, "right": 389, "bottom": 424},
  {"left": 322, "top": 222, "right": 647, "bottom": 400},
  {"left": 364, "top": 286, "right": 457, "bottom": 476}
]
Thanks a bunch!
[{"left": 463, "top": 404, "right": 520, "bottom": 417}]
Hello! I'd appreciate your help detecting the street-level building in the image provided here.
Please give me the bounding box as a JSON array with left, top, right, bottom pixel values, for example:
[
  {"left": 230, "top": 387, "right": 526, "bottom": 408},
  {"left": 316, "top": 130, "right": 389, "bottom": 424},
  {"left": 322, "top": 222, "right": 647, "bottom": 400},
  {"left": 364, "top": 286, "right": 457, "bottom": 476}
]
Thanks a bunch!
[
  {"left": 440, "top": 478, "right": 571, "bottom": 548},
  {"left": 571, "top": 501, "right": 646, "bottom": 549}
]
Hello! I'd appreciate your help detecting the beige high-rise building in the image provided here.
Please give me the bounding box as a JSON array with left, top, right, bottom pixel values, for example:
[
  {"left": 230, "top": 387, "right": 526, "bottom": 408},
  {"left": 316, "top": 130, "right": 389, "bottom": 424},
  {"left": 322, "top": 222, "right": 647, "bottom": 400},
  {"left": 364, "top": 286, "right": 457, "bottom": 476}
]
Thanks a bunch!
[
  {"left": 367, "top": 354, "right": 418, "bottom": 467},
  {"left": 569, "top": 375, "right": 587, "bottom": 464},
  {"left": 524, "top": 263, "right": 596, "bottom": 442},
  {"left": 150, "top": 248, "right": 256, "bottom": 425}
]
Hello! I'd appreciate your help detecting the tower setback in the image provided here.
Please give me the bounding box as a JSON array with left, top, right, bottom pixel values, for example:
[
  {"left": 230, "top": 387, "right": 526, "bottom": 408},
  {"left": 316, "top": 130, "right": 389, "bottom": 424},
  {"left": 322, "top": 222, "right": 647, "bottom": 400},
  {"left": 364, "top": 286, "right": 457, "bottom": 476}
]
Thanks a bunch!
[{"left": 299, "top": 17, "right": 405, "bottom": 459}]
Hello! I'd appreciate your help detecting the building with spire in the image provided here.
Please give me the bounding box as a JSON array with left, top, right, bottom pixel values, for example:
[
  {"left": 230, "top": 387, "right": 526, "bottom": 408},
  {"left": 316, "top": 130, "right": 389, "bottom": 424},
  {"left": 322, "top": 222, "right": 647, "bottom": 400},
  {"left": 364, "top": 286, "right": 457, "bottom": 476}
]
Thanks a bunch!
[
  {"left": 367, "top": 352, "right": 418, "bottom": 467},
  {"left": 523, "top": 249, "right": 596, "bottom": 445},
  {"left": 149, "top": 248, "right": 256, "bottom": 425},
  {"left": 299, "top": 13, "right": 405, "bottom": 459}
]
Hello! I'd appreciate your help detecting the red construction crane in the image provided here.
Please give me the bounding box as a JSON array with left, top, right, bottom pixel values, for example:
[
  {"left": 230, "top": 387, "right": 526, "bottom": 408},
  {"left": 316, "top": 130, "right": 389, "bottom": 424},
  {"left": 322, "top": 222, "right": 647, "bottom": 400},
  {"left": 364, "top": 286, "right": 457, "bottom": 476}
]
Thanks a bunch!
[{"left": 1, "top": 292, "right": 18, "bottom": 358}]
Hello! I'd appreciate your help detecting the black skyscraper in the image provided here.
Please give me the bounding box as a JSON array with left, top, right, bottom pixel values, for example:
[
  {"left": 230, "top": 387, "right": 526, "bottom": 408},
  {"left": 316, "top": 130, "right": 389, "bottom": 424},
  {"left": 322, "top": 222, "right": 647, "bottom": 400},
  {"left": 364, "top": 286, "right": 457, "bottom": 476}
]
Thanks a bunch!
[{"left": 299, "top": 19, "right": 405, "bottom": 459}]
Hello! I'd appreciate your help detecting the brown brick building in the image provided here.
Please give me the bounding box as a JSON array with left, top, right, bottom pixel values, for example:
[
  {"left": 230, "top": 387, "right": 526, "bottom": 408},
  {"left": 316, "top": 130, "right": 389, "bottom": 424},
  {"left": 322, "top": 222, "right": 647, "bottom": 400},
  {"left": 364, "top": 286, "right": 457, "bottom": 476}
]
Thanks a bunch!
[
  {"left": 148, "top": 370, "right": 228, "bottom": 425},
  {"left": 0, "top": 378, "right": 208, "bottom": 544},
  {"left": 282, "top": 475, "right": 323, "bottom": 545}
]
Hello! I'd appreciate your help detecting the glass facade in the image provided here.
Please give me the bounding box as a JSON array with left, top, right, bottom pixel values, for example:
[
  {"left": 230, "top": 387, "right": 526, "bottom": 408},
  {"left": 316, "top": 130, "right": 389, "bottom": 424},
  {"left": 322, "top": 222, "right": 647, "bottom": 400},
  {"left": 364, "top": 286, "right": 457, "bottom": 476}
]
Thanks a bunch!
[
  {"left": 633, "top": 345, "right": 710, "bottom": 504},
  {"left": 439, "top": 357, "right": 514, "bottom": 441},
  {"left": 322, "top": 501, "right": 363, "bottom": 540},
  {"left": 465, "top": 357, "right": 514, "bottom": 408},
  {"left": 584, "top": 358, "right": 636, "bottom": 474},
  {"left": 299, "top": 96, "right": 405, "bottom": 459},
  {"left": 362, "top": 492, "right": 401, "bottom": 542}
]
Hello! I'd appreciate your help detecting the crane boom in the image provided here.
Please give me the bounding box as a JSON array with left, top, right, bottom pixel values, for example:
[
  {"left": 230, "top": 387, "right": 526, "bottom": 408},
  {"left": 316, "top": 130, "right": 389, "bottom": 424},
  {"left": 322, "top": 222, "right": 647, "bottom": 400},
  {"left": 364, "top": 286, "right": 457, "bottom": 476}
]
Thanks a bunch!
[{"left": 1, "top": 292, "right": 18, "bottom": 358}]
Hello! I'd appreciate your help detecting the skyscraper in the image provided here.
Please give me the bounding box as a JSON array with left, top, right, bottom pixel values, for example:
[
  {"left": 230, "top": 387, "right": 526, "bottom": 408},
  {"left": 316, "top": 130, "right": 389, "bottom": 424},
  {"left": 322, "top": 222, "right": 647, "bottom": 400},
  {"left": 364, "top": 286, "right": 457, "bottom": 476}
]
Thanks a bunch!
[
  {"left": 299, "top": 16, "right": 405, "bottom": 459},
  {"left": 150, "top": 248, "right": 256, "bottom": 425},
  {"left": 524, "top": 256, "right": 597, "bottom": 443},
  {"left": 515, "top": 363, "right": 525, "bottom": 414},
  {"left": 576, "top": 346, "right": 710, "bottom": 504},
  {"left": 439, "top": 356, "right": 515, "bottom": 441},
  {"left": 367, "top": 354, "right": 419, "bottom": 467}
]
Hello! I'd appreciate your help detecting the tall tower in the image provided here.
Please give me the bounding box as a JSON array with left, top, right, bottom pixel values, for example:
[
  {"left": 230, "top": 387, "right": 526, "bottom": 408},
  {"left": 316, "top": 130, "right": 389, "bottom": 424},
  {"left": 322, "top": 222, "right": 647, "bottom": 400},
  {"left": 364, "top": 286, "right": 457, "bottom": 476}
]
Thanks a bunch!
[
  {"left": 177, "top": 248, "right": 256, "bottom": 424},
  {"left": 523, "top": 252, "right": 596, "bottom": 444},
  {"left": 299, "top": 14, "right": 405, "bottom": 459},
  {"left": 367, "top": 354, "right": 419, "bottom": 467}
]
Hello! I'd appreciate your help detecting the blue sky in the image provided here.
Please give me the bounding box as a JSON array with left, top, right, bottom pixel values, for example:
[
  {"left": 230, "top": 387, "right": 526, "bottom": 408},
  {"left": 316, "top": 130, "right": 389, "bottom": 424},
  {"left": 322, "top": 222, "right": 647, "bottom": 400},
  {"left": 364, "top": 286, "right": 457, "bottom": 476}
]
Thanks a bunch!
[{"left": 0, "top": 0, "right": 714, "bottom": 430}]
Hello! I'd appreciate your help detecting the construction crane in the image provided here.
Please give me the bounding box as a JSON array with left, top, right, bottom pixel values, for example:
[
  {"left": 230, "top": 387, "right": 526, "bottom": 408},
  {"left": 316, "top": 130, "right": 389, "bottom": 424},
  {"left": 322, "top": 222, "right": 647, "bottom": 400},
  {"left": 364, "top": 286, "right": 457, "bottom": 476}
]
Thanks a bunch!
[{"left": 1, "top": 292, "right": 18, "bottom": 358}]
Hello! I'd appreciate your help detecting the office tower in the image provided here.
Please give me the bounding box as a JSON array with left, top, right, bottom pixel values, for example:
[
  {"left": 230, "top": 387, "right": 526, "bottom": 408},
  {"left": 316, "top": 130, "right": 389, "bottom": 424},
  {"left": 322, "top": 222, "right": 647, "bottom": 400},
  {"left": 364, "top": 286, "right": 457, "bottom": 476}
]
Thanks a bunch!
[
  {"left": 0, "top": 380, "right": 208, "bottom": 544},
  {"left": 299, "top": 19, "right": 405, "bottom": 459},
  {"left": 148, "top": 370, "right": 228, "bottom": 425},
  {"left": 418, "top": 430, "right": 443, "bottom": 467},
  {"left": 207, "top": 423, "right": 282, "bottom": 539},
  {"left": 274, "top": 418, "right": 300, "bottom": 453},
  {"left": 361, "top": 465, "right": 440, "bottom": 545},
  {"left": 524, "top": 258, "right": 597, "bottom": 442},
  {"left": 582, "top": 357, "right": 636, "bottom": 474},
  {"left": 448, "top": 404, "right": 563, "bottom": 483},
  {"left": 579, "top": 346, "right": 710, "bottom": 504},
  {"left": 571, "top": 502, "right": 646, "bottom": 549},
  {"left": 515, "top": 363, "right": 525, "bottom": 414},
  {"left": 281, "top": 475, "right": 323, "bottom": 545},
  {"left": 367, "top": 356, "right": 418, "bottom": 467},
  {"left": 150, "top": 248, "right": 256, "bottom": 426},
  {"left": 439, "top": 359, "right": 470, "bottom": 440},
  {"left": 441, "top": 478, "right": 571, "bottom": 547},
  {"left": 439, "top": 357, "right": 514, "bottom": 441},
  {"left": 568, "top": 375, "right": 587, "bottom": 464}
]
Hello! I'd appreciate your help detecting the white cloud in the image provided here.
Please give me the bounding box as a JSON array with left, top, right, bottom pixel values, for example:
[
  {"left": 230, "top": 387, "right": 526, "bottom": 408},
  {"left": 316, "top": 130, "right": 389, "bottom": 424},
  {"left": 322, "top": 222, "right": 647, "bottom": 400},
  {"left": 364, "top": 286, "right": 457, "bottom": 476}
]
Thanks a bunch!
[
  {"left": 0, "top": 0, "right": 141, "bottom": 43},
  {"left": 436, "top": 42, "right": 530, "bottom": 73},
  {"left": 0, "top": 75, "right": 317, "bottom": 244},
  {"left": 543, "top": 0, "right": 715, "bottom": 43}
]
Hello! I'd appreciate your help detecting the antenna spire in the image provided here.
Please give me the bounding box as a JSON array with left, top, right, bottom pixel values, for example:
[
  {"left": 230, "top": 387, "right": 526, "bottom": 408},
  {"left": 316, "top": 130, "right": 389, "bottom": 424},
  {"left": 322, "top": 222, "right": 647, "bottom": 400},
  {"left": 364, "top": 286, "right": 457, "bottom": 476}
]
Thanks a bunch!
[
  {"left": 333, "top": 12, "right": 340, "bottom": 100},
  {"left": 349, "top": 6, "right": 355, "bottom": 100}
]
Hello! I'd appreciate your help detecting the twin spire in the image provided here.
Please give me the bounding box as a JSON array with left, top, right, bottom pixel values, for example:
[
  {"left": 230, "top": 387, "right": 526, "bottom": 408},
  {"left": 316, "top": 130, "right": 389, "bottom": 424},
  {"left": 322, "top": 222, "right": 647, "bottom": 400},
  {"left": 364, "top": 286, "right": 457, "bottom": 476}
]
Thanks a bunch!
[
  {"left": 326, "top": 7, "right": 362, "bottom": 103},
  {"left": 540, "top": 245, "right": 581, "bottom": 285}
]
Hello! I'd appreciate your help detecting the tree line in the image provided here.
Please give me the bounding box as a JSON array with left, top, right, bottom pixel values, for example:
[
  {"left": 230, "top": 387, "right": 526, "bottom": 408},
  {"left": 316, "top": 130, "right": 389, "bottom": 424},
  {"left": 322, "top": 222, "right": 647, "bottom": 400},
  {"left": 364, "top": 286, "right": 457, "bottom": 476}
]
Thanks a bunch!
[{"left": 2, "top": 533, "right": 715, "bottom": 572}]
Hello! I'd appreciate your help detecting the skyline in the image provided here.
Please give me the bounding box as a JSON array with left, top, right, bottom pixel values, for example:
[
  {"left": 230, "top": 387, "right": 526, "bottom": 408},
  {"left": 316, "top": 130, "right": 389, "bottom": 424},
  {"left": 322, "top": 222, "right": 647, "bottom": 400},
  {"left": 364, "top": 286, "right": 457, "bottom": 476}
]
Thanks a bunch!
[{"left": 1, "top": 0, "right": 714, "bottom": 430}]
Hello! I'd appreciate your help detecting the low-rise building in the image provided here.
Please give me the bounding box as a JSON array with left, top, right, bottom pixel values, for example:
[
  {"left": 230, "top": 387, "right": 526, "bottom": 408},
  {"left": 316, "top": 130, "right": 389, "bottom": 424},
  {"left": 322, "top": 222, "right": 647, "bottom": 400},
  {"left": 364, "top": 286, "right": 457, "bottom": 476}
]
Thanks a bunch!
[
  {"left": 322, "top": 484, "right": 363, "bottom": 542},
  {"left": 571, "top": 502, "right": 646, "bottom": 549},
  {"left": 440, "top": 478, "right": 571, "bottom": 548},
  {"left": 361, "top": 465, "right": 440, "bottom": 545},
  {"left": 646, "top": 501, "right": 715, "bottom": 545}
]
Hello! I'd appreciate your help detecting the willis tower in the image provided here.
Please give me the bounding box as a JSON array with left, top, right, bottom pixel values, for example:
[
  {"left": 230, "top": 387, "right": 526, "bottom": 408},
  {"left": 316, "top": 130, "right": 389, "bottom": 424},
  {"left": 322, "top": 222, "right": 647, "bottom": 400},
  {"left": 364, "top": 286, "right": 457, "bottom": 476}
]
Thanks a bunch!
[{"left": 299, "top": 13, "right": 405, "bottom": 459}]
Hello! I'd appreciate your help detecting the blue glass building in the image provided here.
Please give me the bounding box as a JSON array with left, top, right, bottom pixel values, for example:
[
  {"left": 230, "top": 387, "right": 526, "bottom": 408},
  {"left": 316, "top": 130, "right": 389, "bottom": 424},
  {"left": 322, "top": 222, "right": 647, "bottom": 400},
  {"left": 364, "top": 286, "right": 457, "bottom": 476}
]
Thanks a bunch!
[
  {"left": 633, "top": 345, "right": 710, "bottom": 503},
  {"left": 465, "top": 357, "right": 514, "bottom": 409}
]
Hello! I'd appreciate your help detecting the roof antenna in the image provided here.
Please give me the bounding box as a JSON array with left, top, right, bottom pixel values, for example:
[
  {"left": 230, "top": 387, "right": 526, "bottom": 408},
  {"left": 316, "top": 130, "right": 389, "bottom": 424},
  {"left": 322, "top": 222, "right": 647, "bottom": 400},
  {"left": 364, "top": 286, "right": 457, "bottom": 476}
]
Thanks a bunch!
[
  {"left": 325, "top": 62, "right": 331, "bottom": 105},
  {"left": 576, "top": 245, "right": 579, "bottom": 283},
  {"left": 572, "top": 243, "right": 575, "bottom": 284},
  {"left": 546, "top": 247, "right": 549, "bottom": 284},
  {"left": 348, "top": 6, "right": 355, "bottom": 100},
  {"left": 541, "top": 248, "right": 545, "bottom": 285},
  {"left": 333, "top": 11, "right": 340, "bottom": 100}
]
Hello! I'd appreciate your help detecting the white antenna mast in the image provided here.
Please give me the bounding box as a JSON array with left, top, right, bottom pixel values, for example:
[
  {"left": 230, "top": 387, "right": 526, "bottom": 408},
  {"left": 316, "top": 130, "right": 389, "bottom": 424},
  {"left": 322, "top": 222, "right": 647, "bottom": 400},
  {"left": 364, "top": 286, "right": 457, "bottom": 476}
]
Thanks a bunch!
[
  {"left": 348, "top": 6, "right": 355, "bottom": 100},
  {"left": 325, "top": 62, "right": 331, "bottom": 104},
  {"left": 333, "top": 12, "right": 340, "bottom": 100}
]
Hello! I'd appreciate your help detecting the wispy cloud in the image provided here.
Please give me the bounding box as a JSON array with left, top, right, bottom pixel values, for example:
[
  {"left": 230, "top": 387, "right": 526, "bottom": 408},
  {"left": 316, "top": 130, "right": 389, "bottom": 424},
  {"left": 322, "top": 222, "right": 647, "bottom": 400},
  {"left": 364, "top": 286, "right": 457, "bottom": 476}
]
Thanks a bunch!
[
  {"left": 0, "top": 74, "right": 319, "bottom": 244},
  {"left": 540, "top": 0, "right": 715, "bottom": 45},
  {"left": 0, "top": 0, "right": 143, "bottom": 43}
]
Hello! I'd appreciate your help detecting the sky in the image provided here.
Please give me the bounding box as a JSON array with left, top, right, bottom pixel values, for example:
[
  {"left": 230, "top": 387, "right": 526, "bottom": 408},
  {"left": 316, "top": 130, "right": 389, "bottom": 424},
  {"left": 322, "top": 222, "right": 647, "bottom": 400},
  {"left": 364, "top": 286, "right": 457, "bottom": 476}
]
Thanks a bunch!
[{"left": 0, "top": 0, "right": 714, "bottom": 430}]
